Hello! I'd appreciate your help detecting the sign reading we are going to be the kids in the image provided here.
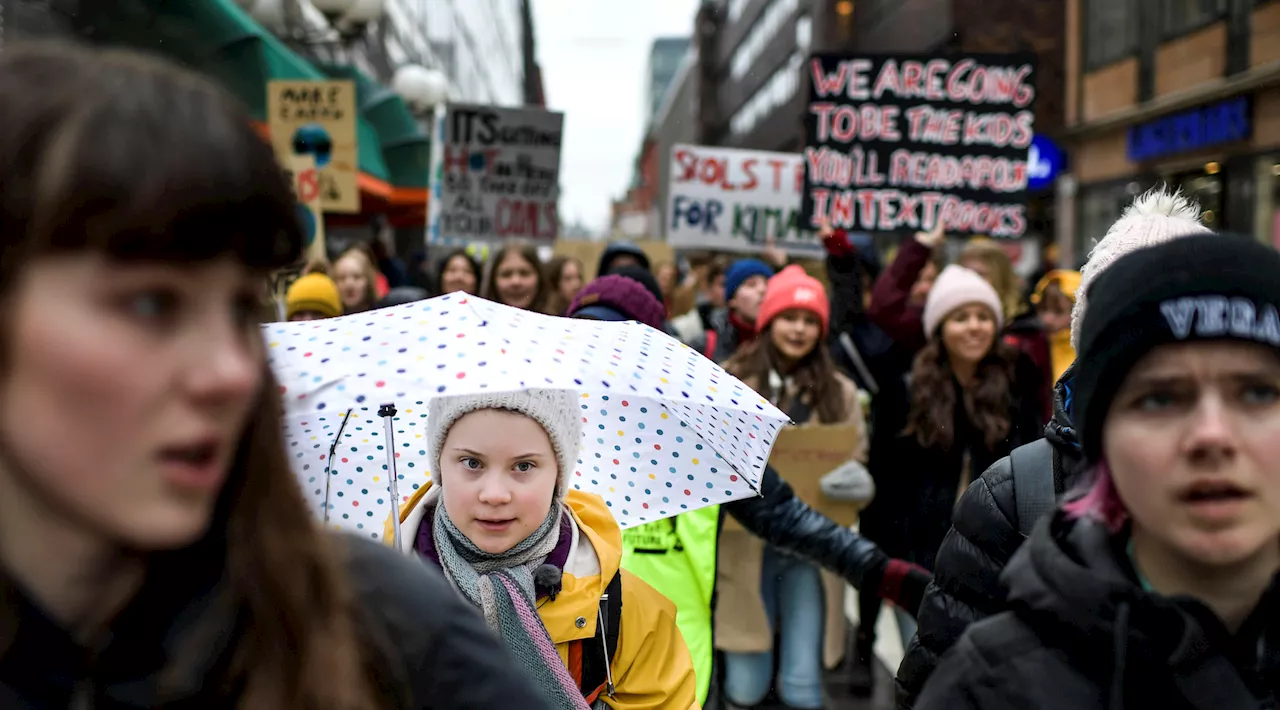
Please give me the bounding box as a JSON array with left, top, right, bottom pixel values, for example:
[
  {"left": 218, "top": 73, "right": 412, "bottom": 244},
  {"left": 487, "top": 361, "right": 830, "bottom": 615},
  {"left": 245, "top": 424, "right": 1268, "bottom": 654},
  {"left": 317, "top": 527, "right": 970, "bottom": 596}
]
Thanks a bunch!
[{"left": 802, "top": 54, "right": 1037, "bottom": 238}]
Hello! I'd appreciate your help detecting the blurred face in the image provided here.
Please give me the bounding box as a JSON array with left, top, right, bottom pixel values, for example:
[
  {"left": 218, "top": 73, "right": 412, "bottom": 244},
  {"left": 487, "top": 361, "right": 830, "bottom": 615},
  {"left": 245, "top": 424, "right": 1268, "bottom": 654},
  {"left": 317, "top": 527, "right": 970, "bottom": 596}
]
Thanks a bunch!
[
  {"left": 959, "top": 256, "right": 993, "bottom": 284},
  {"left": 1037, "top": 286, "right": 1073, "bottom": 334},
  {"left": 333, "top": 254, "right": 370, "bottom": 309},
  {"left": 441, "top": 255, "right": 478, "bottom": 295},
  {"left": 909, "top": 261, "right": 938, "bottom": 306},
  {"left": 1105, "top": 342, "right": 1280, "bottom": 570},
  {"left": 289, "top": 310, "right": 327, "bottom": 322},
  {"left": 707, "top": 275, "right": 726, "bottom": 309},
  {"left": 0, "top": 255, "right": 262, "bottom": 549},
  {"left": 439, "top": 409, "right": 558, "bottom": 554},
  {"left": 769, "top": 309, "right": 822, "bottom": 363},
  {"left": 656, "top": 264, "right": 677, "bottom": 296},
  {"left": 940, "top": 303, "right": 997, "bottom": 368},
  {"left": 494, "top": 252, "right": 539, "bottom": 310},
  {"left": 729, "top": 274, "right": 769, "bottom": 322},
  {"left": 558, "top": 261, "right": 583, "bottom": 302}
]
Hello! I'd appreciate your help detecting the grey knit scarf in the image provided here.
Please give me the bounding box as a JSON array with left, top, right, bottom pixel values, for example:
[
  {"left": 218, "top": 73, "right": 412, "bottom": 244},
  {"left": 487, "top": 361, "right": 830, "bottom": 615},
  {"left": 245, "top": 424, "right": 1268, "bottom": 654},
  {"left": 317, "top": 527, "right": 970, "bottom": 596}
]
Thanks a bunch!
[{"left": 433, "top": 502, "right": 599, "bottom": 710}]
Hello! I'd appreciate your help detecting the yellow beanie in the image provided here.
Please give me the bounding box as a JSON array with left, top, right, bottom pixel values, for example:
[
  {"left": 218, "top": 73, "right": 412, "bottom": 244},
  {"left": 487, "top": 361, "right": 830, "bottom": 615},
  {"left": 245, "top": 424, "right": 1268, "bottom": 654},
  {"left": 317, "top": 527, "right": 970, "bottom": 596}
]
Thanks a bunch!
[{"left": 286, "top": 273, "right": 342, "bottom": 319}]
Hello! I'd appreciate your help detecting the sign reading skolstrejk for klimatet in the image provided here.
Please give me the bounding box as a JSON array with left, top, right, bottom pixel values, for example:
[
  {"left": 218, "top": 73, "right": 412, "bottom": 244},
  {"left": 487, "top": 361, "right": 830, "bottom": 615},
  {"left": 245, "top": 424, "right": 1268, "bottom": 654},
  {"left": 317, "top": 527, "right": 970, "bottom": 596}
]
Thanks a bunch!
[
  {"left": 429, "top": 104, "right": 564, "bottom": 245},
  {"left": 667, "top": 144, "right": 820, "bottom": 256}
]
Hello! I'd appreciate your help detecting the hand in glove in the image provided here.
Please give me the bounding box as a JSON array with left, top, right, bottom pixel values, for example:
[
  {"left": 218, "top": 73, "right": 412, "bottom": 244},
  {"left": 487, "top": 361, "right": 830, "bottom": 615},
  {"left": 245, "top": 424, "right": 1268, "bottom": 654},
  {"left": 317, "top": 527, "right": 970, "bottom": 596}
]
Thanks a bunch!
[
  {"left": 817, "top": 216, "right": 855, "bottom": 258},
  {"left": 861, "top": 553, "right": 932, "bottom": 619}
]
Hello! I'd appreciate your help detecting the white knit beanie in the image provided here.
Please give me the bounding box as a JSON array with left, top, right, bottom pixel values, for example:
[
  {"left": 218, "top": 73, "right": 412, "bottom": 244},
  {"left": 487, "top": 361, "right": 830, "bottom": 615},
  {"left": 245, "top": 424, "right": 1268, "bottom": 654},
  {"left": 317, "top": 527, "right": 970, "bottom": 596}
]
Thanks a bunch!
[
  {"left": 426, "top": 389, "right": 583, "bottom": 498},
  {"left": 922, "top": 265, "right": 1005, "bottom": 337},
  {"left": 1070, "top": 187, "right": 1213, "bottom": 349}
]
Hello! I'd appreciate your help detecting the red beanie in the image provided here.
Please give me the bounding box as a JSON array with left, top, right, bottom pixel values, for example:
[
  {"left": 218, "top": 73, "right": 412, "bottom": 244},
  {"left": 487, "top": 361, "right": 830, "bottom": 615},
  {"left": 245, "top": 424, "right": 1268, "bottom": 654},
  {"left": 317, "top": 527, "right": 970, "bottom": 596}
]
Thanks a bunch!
[{"left": 755, "top": 265, "right": 830, "bottom": 335}]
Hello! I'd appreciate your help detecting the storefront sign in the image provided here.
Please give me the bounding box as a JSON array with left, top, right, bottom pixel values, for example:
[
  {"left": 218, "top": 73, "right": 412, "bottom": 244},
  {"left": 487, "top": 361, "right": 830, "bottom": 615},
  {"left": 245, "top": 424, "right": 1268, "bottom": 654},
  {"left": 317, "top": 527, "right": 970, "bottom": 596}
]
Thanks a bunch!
[
  {"left": 667, "top": 144, "right": 821, "bottom": 256},
  {"left": 428, "top": 103, "right": 564, "bottom": 245},
  {"left": 802, "top": 54, "right": 1037, "bottom": 238},
  {"left": 1027, "top": 133, "right": 1066, "bottom": 192},
  {"left": 267, "top": 80, "right": 359, "bottom": 214},
  {"left": 1127, "top": 97, "right": 1252, "bottom": 163}
]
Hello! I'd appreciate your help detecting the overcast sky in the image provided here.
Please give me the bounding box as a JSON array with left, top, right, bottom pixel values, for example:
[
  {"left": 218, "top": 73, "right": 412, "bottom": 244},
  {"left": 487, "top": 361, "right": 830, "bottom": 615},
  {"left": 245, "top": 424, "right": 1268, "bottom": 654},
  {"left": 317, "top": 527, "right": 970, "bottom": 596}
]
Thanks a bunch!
[{"left": 532, "top": 0, "right": 700, "bottom": 234}]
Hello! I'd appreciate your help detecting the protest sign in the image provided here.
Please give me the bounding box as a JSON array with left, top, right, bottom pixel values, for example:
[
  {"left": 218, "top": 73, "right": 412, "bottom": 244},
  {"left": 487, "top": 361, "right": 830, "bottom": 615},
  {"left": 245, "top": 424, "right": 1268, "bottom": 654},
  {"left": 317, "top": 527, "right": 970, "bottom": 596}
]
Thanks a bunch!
[
  {"left": 428, "top": 103, "right": 564, "bottom": 245},
  {"left": 667, "top": 144, "right": 820, "bottom": 256},
  {"left": 281, "top": 153, "right": 327, "bottom": 266},
  {"left": 722, "top": 423, "right": 864, "bottom": 530},
  {"left": 802, "top": 55, "right": 1036, "bottom": 237},
  {"left": 268, "top": 80, "right": 359, "bottom": 214}
]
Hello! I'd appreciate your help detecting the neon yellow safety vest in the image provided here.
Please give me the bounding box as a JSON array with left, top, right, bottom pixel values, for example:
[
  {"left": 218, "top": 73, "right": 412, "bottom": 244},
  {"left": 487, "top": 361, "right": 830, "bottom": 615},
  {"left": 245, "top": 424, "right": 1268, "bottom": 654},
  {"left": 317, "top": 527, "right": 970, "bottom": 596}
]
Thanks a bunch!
[{"left": 620, "top": 505, "right": 720, "bottom": 705}]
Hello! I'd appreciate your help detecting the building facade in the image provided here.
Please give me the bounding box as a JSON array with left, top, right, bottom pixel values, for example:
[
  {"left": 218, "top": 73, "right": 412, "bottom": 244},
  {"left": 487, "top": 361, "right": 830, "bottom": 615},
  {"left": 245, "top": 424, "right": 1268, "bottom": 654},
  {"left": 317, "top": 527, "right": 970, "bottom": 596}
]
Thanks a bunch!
[
  {"left": 1065, "top": 0, "right": 1280, "bottom": 262},
  {"left": 698, "top": 0, "right": 815, "bottom": 152},
  {"left": 647, "top": 37, "right": 691, "bottom": 126}
]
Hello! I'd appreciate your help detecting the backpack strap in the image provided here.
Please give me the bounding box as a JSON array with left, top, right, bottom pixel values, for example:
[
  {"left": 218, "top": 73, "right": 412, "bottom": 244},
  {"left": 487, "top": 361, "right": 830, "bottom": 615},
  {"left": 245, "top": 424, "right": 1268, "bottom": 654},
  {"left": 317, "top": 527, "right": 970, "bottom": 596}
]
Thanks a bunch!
[
  {"left": 1012, "top": 438, "right": 1057, "bottom": 538},
  {"left": 578, "top": 570, "right": 623, "bottom": 703},
  {"left": 703, "top": 330, "right": 718, "bottom": 360}
]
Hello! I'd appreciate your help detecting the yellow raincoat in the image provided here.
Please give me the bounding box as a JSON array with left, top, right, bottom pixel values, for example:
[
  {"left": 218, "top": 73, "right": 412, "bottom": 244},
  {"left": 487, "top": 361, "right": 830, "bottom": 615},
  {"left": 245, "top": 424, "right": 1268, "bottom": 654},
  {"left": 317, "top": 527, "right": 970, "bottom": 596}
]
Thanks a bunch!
[{"left": 387, "top": 484, "right": 700, "bottom": 710}]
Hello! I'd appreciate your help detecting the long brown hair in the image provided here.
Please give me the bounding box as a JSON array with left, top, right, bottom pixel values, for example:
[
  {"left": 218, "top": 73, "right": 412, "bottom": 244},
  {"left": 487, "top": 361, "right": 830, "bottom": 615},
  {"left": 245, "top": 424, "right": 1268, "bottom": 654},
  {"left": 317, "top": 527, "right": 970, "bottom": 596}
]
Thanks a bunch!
[
  {"left": 542, "top": 254, "right": 582, "bottom": 315},
  {"left": 482, "top": 242, "right": 548, "bottom": 312},
  {"left": 0, "top": 43, "right": 386, "bottom": 709},
  {"left": 725, "top": 330, "right": 849, "bottom": 424},
  {"left": 906, "top": 329, "right": 1019, "bottom": 451}
]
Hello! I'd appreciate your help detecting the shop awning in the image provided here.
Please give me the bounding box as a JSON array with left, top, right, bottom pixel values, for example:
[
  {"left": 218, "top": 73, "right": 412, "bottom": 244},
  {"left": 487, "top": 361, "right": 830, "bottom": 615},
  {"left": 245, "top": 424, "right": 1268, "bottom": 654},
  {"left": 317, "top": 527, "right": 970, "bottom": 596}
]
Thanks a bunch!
[
  {"left": 321, "top": 65, "right": 431, "bottom": 205},
  {"left": 96, "top": 0, "right": 395, "bottom": 200}
]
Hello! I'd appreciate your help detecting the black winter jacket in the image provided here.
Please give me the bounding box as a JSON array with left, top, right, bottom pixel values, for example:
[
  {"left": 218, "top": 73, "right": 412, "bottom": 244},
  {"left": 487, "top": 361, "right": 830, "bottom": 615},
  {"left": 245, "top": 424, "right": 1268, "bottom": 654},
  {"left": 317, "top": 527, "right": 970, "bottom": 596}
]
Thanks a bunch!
[
  {"left": 914, "top": 512, "right": 1280, "bottom": 710},
  {"left": 895, "top": 369, "right": 1085, "bottom": 708},
  {"left": 0, "top": 534, "right": 550, "bottom": 709}
]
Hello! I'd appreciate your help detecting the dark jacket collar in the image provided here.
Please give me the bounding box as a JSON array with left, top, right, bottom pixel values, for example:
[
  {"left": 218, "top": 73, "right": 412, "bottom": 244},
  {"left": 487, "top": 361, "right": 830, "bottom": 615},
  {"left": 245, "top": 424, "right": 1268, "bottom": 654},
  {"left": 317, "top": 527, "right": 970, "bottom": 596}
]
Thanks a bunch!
[{"left": 0, "top": 534, "right": 237, "bottom": 707}]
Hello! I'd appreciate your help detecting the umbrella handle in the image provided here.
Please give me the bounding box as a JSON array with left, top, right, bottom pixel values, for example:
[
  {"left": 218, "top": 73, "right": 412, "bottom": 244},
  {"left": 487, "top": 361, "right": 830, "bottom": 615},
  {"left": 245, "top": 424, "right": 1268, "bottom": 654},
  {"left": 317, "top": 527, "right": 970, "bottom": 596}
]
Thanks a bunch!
[{"left": 378, "top": 403, "right": 403, "bottom": 551}]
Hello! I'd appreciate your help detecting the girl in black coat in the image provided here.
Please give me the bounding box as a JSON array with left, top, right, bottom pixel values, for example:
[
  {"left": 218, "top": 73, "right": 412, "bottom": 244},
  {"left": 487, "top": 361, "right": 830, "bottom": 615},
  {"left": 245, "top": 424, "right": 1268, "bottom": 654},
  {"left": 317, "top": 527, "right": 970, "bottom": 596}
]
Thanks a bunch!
[
  {"left": 918, "top": 234, "right": 1280, "bottom": 709},
  {"left": 891, "top": 265, "right": 1045, "bottom": 574}
]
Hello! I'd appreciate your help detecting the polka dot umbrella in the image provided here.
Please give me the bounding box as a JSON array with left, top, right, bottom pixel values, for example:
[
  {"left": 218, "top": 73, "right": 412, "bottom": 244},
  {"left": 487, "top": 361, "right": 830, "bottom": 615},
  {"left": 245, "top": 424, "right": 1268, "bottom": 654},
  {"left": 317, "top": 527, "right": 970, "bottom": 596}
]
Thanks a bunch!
[{"left": 266, "top": 292, "right": 788, "bottom": 542}]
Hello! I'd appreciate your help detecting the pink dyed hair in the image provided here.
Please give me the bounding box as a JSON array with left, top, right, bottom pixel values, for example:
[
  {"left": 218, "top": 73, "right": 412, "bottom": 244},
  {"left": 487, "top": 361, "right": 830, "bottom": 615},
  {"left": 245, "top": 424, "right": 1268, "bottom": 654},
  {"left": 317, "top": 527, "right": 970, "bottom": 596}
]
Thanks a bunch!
[{"left": 1063, "top": 459, "right": 1130, "bottom": 532}]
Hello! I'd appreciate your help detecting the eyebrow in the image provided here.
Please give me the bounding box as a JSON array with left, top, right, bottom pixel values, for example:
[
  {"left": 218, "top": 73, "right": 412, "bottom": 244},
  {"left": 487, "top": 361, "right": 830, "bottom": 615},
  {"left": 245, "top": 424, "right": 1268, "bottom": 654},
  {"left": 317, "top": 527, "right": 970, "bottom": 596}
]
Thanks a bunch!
[
  {"left": 450, "top": 447, "right": 547, "bottom": 460},
  {"left": 1123, "top": 369, "right": 1280, "bottom": 389}
]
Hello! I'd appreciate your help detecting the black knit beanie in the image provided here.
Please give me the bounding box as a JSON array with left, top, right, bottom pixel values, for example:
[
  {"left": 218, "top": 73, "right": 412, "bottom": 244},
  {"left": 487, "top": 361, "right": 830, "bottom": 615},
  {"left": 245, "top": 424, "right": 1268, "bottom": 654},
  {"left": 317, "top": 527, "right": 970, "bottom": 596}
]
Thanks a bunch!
[{"left": 1073, "top": 233, "right": 1280, "bottom": 463}]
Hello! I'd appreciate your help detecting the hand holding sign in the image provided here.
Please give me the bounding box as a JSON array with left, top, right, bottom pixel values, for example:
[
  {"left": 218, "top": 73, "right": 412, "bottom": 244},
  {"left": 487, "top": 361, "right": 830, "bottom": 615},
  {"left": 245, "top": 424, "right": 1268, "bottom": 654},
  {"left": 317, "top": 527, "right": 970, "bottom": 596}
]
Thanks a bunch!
[{"left": 914, "top": 219, "right": 946, "bottom": 248}]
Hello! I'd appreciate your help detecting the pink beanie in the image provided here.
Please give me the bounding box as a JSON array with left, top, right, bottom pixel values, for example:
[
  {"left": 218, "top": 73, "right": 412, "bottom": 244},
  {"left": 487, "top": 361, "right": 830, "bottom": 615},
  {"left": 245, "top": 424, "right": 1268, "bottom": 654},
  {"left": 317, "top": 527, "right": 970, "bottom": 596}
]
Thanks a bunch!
[{"left": 922, "top": 265, "right": 1004, "bottom": 337}]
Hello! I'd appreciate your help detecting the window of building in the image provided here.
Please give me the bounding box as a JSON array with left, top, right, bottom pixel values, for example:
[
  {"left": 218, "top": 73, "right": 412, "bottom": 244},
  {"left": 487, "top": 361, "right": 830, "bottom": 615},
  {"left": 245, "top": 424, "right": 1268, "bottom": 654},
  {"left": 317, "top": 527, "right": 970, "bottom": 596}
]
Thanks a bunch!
[
  {"left": 1084, "top": 0, "right": 1137, "bottom": 69},
  {"left": 1162, "top": 0, "right": 1226, "bottom": 37},
  {"left": 729, "top": 0, "right": 799, "bottom": 81},
  {"left": 730, "top": 51, "right": 804, "bottom": 137},
  {"left": 795, "top": 14, "right": 812, "bottom": 53}
]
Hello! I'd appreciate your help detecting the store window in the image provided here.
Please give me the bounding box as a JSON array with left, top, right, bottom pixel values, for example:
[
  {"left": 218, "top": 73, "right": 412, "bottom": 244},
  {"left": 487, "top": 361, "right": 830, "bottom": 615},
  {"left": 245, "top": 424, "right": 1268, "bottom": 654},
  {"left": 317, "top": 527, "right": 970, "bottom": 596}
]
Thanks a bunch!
[
  {"left": 1255, "top": 156, "right": 1280, "bottom": 248},
  {"left": 1161, "top": 0, "right": 1226, "bottom": 38},
  {"left": 1085, "top": 0, "right": 1137, "bottom": 69},
  {"left": 1077, "top": 180, "right": 1153, "bottom": 263},
  {"left": 1168, "top": 165, "right": 1224, "bottom": 228}
]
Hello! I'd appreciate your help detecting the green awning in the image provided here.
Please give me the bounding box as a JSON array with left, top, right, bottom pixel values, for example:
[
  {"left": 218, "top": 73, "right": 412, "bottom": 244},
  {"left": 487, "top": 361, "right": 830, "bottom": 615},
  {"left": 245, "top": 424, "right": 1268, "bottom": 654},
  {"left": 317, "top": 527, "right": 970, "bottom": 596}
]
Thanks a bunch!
[
  {"left": 94, "top": 0, "right": 389, "bottom": 182},
  {"left": 321, "top": 65, "right": 431, "bottom": 190}
]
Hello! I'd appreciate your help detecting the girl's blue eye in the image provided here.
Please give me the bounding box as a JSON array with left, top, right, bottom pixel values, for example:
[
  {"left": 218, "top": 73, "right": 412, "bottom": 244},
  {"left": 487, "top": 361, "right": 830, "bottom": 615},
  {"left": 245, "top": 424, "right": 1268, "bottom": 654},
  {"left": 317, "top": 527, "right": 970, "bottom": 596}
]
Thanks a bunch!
[
  {"left": 514, "top": 462, "right": 535, "bottom": 473},
  {"left": 126, "top": 291, "right": 177, "bottom": 321},
  {"left": 1242, "top": 384, "right": 1280, "bottom": 406},
  {"left": 460, "top": 457, "right": 482, "bottom": 470}
]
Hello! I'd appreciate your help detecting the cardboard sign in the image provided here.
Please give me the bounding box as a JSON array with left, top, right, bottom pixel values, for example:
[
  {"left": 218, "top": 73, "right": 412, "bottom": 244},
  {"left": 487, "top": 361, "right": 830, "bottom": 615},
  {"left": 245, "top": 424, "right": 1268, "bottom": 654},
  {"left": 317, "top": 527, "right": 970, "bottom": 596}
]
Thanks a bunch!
[
  {"left": 724, "top": 423, "right": 864, "bottom": 530},
  {"left": 282, "top": 153, "right": 327, "bottom": 265},
  {"left": 268, "top": 80, "right": 359, "bottom": 214},
  {"left": 802, "top": 54, "right": 1036, "bottom": 238},
  {"left": 667, "top": 144, "right": 821, "bottom": 256},
  {"left": 428, "top": 103, "right": 565, "bottom": 245}
]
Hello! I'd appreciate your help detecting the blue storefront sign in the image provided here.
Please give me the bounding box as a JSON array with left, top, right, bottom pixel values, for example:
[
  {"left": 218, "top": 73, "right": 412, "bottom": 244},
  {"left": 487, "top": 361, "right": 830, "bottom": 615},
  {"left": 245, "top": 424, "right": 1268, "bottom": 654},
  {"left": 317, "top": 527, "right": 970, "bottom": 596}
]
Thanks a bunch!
[
  {"left": 1027, "top": 133, "right": 1066, "bottom": 192},
  {"left": 1127, "top": 96, "right": 1252, "bottom": 163}
]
